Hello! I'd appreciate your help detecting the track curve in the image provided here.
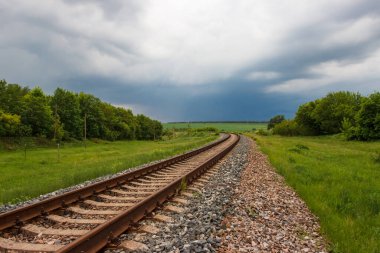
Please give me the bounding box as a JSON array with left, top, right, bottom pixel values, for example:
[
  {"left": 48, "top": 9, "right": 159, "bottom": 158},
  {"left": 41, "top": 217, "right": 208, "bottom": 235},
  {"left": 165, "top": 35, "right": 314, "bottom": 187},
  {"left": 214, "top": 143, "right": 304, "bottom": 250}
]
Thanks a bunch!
[{"left": 0, "top": 134, "right": 239, "bottom": 252}]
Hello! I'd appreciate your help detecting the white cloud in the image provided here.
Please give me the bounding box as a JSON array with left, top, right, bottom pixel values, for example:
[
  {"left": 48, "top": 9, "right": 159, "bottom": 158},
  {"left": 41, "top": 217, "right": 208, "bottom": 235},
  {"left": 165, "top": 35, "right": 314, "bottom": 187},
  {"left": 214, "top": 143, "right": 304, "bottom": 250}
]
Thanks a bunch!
[
  {"left": 266, "top": 48, "right": 380, "bottom": 93},
  {"left": 321, "top": 15, "right": 380, "bottom": 47}
]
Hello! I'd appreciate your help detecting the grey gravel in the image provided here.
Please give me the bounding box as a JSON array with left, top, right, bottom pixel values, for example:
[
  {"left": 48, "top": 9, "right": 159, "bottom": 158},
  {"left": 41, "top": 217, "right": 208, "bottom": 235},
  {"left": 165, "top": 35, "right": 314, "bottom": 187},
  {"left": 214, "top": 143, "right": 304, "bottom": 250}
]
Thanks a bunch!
[{"left": 106, "top": 135, "right": 250, "bottom": 253}]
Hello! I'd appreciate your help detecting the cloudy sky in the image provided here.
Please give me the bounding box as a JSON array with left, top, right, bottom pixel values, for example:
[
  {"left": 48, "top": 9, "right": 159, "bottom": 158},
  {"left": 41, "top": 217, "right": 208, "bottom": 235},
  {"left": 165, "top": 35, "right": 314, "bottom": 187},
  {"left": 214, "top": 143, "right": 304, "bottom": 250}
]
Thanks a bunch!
[{"left": 1, "top": 0, "right": 379, "bottom": 121}]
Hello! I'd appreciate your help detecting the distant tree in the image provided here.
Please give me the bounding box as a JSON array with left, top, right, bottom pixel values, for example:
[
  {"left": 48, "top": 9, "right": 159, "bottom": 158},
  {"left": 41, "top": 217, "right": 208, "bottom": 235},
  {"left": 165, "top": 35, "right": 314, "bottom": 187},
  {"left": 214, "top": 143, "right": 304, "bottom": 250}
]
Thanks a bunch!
[
  {"left": 21, "top": 87, "right": 54, "bottom": 137},
  {"left": 52, "top": 113, "right": 64, "bottom": 142},
  {"left": 0, "top": 110, "right": 21, "bottom": 137},
  {"left": 295, "top": 101, "right": 321, "bottom": 135},
  {"left": 78, "top": 92, "right": 105, "bottom": 139},
  {"left": 115, "top": 107, "right": 137, "bottom": 139},
  {"left": 152, "top": 119, "right": 163, "bottom": 140},
  {"left": 136, "top": 114, "right": 163, "bottom": 140},
  {"left": 51, "top": 88, "right": 82, "bottom": 139},
  {"left": 311, "top": 91, "right": 362, "bottom": 134},
  {"left": 0, "top": 80, "right": 29, "bottom": 115},
  {"left": 355, "top": 92, "right": 380, "bottom": 140},
  {"left": 136, "top": 114, "right": 152, "bottom": 140},
  {"left": 99, "top": 102, "right": 123, "bottom": 141},
  {"left": 267, "top": 115, "right": 285, "bottom": 130},
  {"left": 0, "top": 80, "right": 163, "bottom": 141}
]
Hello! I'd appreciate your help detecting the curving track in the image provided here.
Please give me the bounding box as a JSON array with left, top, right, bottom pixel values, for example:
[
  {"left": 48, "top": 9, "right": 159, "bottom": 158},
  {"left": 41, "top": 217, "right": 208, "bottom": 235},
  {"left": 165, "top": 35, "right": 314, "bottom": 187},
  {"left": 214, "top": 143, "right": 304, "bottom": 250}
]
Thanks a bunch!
[{"left": 0, "top": 134, "right": 239, "bottom": 252}]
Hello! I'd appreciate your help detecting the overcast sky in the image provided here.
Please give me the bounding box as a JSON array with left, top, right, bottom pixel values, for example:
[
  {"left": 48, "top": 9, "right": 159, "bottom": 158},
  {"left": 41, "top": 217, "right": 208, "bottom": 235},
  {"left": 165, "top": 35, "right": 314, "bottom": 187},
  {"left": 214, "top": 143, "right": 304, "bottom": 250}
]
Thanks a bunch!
[{"left": 1, "top": 0, "right": 379, "bottom": 121}]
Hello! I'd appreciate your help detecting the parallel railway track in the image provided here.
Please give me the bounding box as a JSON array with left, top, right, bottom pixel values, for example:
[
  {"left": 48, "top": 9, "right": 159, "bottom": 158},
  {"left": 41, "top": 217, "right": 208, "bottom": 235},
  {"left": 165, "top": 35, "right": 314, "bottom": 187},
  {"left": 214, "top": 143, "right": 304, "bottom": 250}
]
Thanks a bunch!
[{"left": 0, "top": 134, "right": 239, "bottom": 252}]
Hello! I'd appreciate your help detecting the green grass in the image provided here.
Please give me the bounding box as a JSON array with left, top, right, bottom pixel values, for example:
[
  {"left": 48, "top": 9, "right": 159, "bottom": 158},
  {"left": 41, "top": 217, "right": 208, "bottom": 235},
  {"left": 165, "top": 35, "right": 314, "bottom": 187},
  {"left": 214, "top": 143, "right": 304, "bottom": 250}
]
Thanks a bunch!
[
  {"left": 249, "top": 133, "right": 380, "bottom": 253},
  {"left": 164, "top": 122, "right": 267, "bottom": 132},
  {"left": 0, "top": 133, "right": 217, "bottom": 205}
]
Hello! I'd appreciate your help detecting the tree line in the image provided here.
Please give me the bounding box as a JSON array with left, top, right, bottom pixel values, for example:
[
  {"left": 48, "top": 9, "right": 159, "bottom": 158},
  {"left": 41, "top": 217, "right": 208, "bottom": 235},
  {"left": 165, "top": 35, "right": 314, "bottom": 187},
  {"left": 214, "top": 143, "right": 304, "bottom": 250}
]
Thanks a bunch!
[
  {"left": 268, "top": 91, "right": 380, "bottom": 140},
  {"left": 0, "top": 80, "right": 163, "bottom": 141}
]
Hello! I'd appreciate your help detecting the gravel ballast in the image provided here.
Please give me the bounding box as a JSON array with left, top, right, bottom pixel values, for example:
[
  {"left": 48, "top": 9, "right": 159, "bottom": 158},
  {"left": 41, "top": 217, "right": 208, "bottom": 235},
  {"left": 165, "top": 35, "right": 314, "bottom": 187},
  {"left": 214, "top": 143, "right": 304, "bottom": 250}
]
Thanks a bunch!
[
  {"left": 218, "top": 137, "right": 328, "bottom": 253},
  {"left": 106, "top": 135, "right": 251, "bottom": 253}
]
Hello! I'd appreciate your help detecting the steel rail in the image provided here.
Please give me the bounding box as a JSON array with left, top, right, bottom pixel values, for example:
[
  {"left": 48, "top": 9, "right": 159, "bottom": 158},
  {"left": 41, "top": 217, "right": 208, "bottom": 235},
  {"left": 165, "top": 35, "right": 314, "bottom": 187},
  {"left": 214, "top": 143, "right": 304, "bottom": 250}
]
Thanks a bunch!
[
  {"left": 57, "top": 134, "right": 240, "bottom": 253},
  {"left": 0, "top": 134, "right": 230, "bottom": 231}
]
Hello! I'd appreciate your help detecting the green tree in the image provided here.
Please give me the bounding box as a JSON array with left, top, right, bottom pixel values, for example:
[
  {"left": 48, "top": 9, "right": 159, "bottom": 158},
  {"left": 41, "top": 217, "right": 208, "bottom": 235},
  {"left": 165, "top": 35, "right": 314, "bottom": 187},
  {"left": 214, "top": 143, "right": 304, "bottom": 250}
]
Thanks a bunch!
[
  {"left": 21, "top": 87, "right": 54, "bottom": 137},
  {"left": 51, "top": 88, "right": 82, "bottom": 139},
  {"left": 312, "top": 91, "right": 362, "bottom": 134},
  {"left": 152, "top": 120, "right": 163, "bottom": 140},
  {"left": 52, "top": 113, "right": 64, "bottom": 142},
  {"left": 136, "top": 114, "right": 163, "bottom": 140},
  {"left": 115, "top": 107, "right": 137, "bottom": 139},
  {"left": 355, "top": 92, "right": 380, "bottom": 140},
  {"left": 268, "top": 114, "right": 285, "bottom": 130},
  {"left": 0, "top": 80, "right": 29, "bottom": 115},
  {"left": 99, "top": 102, "right": 122, "bottom": 141},
  {"left": 0, "top": 110, "right": 21, "bottom": 137},
  {"left": 295, "top": 101, "right": 321, "bottom": 135},
  {"left": 78, "top": 92, "right": 105, "bottom": 139}
]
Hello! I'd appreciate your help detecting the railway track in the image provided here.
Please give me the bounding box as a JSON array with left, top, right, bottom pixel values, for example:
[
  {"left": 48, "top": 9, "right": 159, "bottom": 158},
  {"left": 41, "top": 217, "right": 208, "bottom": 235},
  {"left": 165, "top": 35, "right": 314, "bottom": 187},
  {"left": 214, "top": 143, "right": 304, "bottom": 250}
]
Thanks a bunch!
[{"left": 0, "top": 134, "right": 239, "bottom": 252}]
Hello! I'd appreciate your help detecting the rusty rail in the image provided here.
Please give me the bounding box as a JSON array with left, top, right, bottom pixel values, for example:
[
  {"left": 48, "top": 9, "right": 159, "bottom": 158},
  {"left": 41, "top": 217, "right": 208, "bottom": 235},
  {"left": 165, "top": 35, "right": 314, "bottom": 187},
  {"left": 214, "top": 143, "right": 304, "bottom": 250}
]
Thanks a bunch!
[
  {"left": 0, "top": 134, "right": 230, "bottom": 231},
  {"left": 57, "top": 134, "right": 240, "bottom": 253}
]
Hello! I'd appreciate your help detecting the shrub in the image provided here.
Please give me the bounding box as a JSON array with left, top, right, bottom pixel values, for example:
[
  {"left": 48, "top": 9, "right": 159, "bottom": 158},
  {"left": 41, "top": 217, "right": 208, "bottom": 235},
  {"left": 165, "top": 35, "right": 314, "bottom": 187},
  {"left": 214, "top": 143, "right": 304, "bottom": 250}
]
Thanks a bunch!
[
  {"left": 267, "top": 115, "right": 285, "bottom": 130},
  {"left": 341, "top": 117, "right": 359, "bottom": 140},
  {"left": 295, "top": 144, "right": 309, "bottom": 150},
  {"left": 272, "top": 120, "right": 302, "bottom": 136},
  {"left": 256, "top": 129, "right": 269, "bottom": 136},
  {"left": 194, "top": 127, "right": 219, "bottom": 133}
]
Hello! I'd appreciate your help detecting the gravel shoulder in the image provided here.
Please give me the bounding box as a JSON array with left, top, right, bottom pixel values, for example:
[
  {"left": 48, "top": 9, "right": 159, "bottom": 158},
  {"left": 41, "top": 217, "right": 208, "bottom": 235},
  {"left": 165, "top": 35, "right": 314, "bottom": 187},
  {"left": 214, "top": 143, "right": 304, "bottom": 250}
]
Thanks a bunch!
[{"left": 218, "top": 137, "right": 328, "bottom": 253}]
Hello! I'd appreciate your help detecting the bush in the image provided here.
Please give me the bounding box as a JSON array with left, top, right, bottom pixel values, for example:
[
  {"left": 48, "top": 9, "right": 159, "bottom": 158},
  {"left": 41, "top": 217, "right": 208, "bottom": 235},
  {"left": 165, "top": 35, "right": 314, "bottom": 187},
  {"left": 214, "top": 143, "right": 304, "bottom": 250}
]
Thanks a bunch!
[
  {"left": 194, "top": 127, "right": 219, "bottom": 133},
  {"left": 267, "top": 115, "right": 285, "bottom": 130},
  {"left": 256, "top": 129, "right": 269, "bottom": 136},
  {"left": 272, "top": 120, "right": 302, "bottom": 136},
  {"left": 341, "top": 117, "right": 358, "bottom": 140}
]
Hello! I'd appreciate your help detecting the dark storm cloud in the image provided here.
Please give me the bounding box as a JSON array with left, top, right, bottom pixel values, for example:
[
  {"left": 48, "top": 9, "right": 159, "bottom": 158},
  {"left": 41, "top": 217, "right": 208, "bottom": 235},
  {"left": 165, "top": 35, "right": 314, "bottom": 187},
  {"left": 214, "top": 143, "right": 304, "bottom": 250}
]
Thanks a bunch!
[{"left": 0, "top": 0, "right": 379, "bottom": 121}]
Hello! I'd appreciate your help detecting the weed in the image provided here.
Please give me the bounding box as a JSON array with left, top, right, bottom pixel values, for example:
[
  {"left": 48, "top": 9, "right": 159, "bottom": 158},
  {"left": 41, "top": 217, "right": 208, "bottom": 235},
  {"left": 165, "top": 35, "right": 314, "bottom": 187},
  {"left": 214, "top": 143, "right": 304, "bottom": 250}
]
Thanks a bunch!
[
  {"left": 192, "top": 191, "right": 202, "bottom": 198},
  {"left": 39, "top": 160, "right": 48, "bottom": 165},
  {"left": 372, "top": 152, "right": 380, "bottom": 164},
  {"left": 288, "top": 157, "right": 296, "bottom": 163},
  {"left": 288, "top": 148, "right": 301, "bottom": 153},
  {"left": 295, "top": 144, "right": 309, "bottom": 150},
  {"left": 180, "top": 177, "right": 187, "bottom": 191},
  {"left": 245, "top": 206, "right": 258, "bottom": 219},
  {"left": 295, "top": 227, "right": 309, "bottom": 239},
  {"left": 256, "top": 129, "right": 269, "bottom": 136}
]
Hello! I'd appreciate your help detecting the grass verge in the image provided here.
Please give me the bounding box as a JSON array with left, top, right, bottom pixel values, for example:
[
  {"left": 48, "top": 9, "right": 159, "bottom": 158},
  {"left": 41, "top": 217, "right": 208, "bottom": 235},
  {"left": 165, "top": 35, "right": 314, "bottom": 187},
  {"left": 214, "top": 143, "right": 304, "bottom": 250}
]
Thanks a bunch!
[
  {"left": 0, "top": 132, "right": 217, "bottom": 205},
  {"left": 248, "top": 133, "right": 380, "bottom": 253}
]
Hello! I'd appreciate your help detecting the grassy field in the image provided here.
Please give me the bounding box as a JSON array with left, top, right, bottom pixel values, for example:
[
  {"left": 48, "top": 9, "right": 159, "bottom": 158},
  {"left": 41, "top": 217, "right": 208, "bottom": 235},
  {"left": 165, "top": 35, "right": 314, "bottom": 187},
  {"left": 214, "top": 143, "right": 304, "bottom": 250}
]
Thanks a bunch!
[
  {"left": 164, "top": 122, "right": 267, "bottom": 132},
  {"left": 249, "top": 133, "right": 380, "bottom": 253},
  {"left": 0, "top": 132, "right": 217, "bottom": 205}
]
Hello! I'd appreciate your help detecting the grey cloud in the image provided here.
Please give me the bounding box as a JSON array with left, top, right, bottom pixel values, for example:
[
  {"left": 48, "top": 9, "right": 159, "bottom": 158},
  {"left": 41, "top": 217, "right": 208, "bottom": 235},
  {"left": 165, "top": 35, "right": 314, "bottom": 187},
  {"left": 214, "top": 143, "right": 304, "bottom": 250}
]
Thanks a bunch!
[{"left": 0, "top": 0, "right": 379, "bottom": 121}]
